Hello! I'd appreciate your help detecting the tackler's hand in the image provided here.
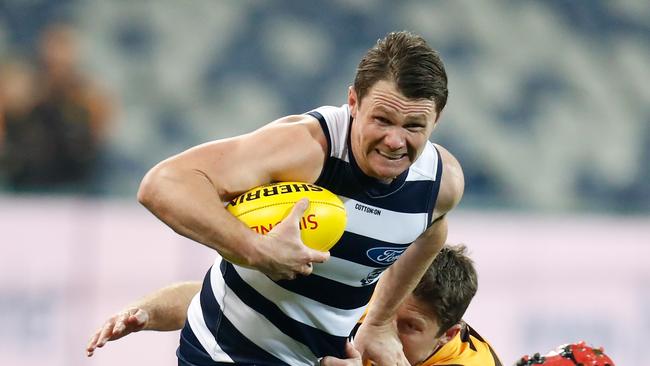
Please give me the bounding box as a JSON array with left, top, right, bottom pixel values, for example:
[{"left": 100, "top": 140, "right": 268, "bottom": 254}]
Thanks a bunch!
[{"left": 86, "top": 307, "right": 149, "bottom": 357}]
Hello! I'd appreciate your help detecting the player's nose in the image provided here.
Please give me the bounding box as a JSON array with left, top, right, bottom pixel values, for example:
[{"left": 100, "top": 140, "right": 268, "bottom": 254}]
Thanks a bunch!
[{"left": 383, "top": 127, "right": 406, "bottom": 150}]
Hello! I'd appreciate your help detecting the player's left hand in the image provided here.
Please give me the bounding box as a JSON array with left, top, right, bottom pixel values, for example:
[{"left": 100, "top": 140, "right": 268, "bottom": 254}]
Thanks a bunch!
[
  {"left": 320, "top": 341, "right": 362, "bottom": 366},
  {"left": 354, "top": 321, "right": 409, "bottom": 366}
]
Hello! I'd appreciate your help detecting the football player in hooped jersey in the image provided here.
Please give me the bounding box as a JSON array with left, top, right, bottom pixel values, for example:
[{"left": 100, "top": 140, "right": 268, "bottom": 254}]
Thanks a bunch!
[{"left": 137, "top": 31, "right": 464, "bottom": 366}]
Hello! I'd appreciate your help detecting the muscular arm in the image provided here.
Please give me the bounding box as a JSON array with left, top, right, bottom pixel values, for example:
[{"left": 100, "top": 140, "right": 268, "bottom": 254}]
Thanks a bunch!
[
  {"left": 355, "top": 145, "right": 464, "bottom": 365},
  {"left": 366, "top": 217, "right": 448, "bottom": 321},
  {"left": 137, "top": 116, "right": 329, "bottom": 278}
]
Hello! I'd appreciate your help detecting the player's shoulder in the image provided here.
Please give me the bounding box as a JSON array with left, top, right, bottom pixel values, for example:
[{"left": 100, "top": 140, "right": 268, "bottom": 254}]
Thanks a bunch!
[
  {"left": 464, "top": 324, "right": 502, "bottom": 366},
  {"left": 265, "top": 104, "right": 347, "bottom": 137},
  {"left": 261, "top": 113, "right": 327, "bottom": 146},
  {"left": 429, "top": 323, "right": 501, "bottom": 366},
  {"left": 433, "top": 143, "right": 462, "bottom": 178},
  {"left": 306, "top": 104, "right": 350, "bottom": 124},
  {"left": 425, "top": 323, "right": 501, "bottom": 366},
  {"left": 433, "top": 143, "right": 464, "bottom": 214},
  {"left": 243, "top": 113, "right": 329, "bottom": 182}
]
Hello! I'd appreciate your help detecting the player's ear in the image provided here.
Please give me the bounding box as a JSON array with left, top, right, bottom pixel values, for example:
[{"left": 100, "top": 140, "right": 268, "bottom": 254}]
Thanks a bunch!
[{"left": 348, "top": 86, "right": 358, "bottom": 118}]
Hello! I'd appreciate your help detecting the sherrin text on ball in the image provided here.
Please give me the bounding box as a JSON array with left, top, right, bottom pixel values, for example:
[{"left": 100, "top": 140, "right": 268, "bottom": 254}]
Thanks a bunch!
[{"left": 226, "top": 182, "right": 347, "bottom": 251}]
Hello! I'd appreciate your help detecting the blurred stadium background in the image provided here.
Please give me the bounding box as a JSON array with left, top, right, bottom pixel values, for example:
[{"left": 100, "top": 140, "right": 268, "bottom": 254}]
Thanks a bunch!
[{"left": 1, "top": 0, "right": 648, "bottom": 365}]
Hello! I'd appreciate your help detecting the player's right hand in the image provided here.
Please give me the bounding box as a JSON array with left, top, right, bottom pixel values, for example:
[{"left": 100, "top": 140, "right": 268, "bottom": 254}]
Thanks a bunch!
[
  {"left": 86, "top": 307, "right": 149, "bottom": 357},
  {"left": 354, "top": 321, "right": 410, "bottom": 366},
  {"left": 254, "top": 199, "right": 330, "bottom": 281}
]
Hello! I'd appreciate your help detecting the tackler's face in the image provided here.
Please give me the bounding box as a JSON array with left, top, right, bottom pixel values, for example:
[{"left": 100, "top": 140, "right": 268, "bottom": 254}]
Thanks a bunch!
[
  {"left": 349, "top": 80, "right": 438, "bottom": 183},
  {"left": 394, "top": 295, "right": 442, "bottom": 366}
]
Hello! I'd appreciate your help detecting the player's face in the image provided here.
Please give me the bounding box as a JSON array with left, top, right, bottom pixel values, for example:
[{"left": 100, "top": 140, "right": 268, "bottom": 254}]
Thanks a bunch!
[
  {"left": 349, "top": 80, "right": 438, "bottom": 183},
  {"left": 395, "top": 295, "right": 442, "bottom": 365}
]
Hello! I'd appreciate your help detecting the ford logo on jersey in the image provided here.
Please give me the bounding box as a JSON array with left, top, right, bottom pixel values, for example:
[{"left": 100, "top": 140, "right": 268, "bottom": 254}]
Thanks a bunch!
[{"left": 366, "top": 247, "right": 406, "bottom": 265}]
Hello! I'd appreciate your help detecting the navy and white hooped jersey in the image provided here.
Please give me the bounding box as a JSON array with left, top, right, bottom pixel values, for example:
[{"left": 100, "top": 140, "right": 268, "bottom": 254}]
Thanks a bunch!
[{"left": 178, "top": 104, "right": 443, "bottom": 366}]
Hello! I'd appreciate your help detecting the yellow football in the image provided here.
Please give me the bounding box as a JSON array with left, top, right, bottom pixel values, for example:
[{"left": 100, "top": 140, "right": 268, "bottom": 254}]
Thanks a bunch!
[{"left": 226, "top": 182, "right": 347, "bottom": 252}]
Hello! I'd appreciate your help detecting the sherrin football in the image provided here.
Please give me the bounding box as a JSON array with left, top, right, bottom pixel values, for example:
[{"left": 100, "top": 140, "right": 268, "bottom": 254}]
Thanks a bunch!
[{"left": 226, "top": 182, "right": 347, "bottom": 252}]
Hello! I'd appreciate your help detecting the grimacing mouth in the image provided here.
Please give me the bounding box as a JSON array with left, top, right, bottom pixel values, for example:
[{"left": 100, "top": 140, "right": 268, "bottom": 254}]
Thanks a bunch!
[{"left": 376, "top": 149, "right": 407, "bottom": 160}]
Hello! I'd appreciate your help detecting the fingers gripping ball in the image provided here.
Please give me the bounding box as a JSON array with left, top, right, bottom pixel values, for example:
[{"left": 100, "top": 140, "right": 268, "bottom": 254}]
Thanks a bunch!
[{"left": 227, "top": 182, "right": 347, "bottom": 251}]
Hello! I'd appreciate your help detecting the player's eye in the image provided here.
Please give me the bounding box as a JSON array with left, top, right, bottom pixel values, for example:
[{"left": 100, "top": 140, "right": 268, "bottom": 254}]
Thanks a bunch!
[
  {"left": 408, "top": 322, "right": 422, "bottom": 331},
  {"left": 405, "top": 125, "right": 425, "bottom": 132},
  {"left": 375, "top": 116, "right": 391, "bottom": 125},
  {"left": 398, "top": 320, "right": 422, "bottom": 334}
]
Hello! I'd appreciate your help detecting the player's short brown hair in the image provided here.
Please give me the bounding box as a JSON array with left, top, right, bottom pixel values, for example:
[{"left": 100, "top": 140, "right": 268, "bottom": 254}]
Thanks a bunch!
[
  {"left": 354, "top": 31, "right": 448, "bottom": 114},
  {"left": 413, "top": 244, "right": 478, "bottom": 337}
]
